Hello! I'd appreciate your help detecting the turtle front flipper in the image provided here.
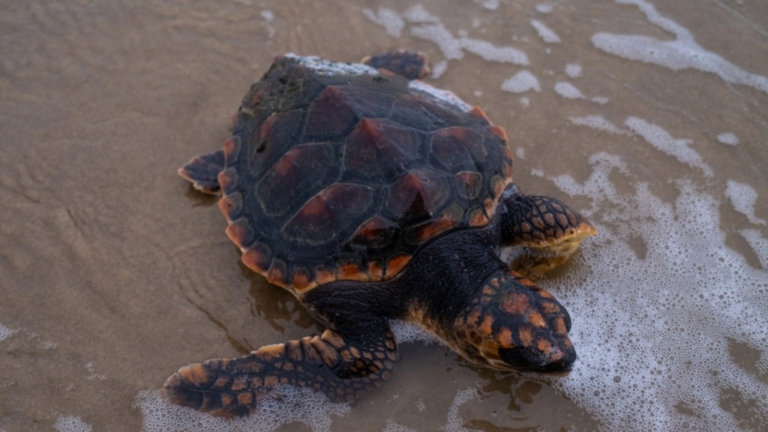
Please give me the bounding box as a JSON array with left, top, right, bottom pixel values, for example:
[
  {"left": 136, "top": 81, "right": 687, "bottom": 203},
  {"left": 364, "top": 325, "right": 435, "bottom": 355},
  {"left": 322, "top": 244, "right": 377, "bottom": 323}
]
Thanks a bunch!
[
  {"left": 164, "top": 320, "right": 398, "bottom": 418},
  {"left": 501, "top": 185, "right": 597, "bottom": 279},
  {"left": 362, "top": 50, "right": 430, "bottom": 80},
  {"left": 178, "top": 150, "right": 226, "bottom": 195}
]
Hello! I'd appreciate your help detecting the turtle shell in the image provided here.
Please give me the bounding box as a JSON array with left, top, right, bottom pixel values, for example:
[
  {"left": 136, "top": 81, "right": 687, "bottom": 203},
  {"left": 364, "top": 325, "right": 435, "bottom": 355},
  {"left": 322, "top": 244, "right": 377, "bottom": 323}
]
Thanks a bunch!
[{"left": 218, "top": 54, "right": 514, "bottom": 293}]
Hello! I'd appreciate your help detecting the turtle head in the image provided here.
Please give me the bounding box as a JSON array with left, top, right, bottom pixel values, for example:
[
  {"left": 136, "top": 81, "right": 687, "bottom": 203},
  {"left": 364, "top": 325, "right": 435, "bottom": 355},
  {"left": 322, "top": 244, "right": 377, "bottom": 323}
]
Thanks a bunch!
[{"left": 452, "top": 272, "right": 576, "bottom": 373}]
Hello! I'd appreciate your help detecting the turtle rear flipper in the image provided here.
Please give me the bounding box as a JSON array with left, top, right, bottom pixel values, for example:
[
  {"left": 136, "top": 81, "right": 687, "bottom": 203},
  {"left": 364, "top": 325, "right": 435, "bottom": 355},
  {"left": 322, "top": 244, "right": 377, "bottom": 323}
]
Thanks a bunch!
[
  {"left": 164, "top": 319, "right": 398, "bottom": 418},
  {"left": 502, "top": 188, "right": 597, "bottom": 279},
  {"left": 178, "top": 150, "right": 225, "bottom": 195},
  {"left": 362, "top": 50, "right": 430, "bottom": 80}
]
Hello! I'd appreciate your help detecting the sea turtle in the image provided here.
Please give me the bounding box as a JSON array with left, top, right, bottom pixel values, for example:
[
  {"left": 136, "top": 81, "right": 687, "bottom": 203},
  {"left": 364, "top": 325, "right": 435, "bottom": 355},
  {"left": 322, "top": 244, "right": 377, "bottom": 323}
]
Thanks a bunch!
[{"left": 167, "top": 51, "right": 596, "bottom": 417}]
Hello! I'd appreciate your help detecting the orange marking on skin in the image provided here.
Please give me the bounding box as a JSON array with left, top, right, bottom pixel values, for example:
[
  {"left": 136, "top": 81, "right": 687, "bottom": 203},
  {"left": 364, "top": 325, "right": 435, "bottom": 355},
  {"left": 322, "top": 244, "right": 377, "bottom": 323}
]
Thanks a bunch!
[
  {"left": 177, "top": 363, "right": 212, "bottom": 387},
  {"left": 264, "top": 376, "right": 279, "bottom": 387},
  {"left": 292, "top": 267, "right": 316, "bottom": 292},
  {"left": 230, "top": 379, "right": 248, "bottom": 391},
  {"left": 516, "top": 277, "right": 536, "bottom": 288},
  {"left": 537, "top": 338, "right": 552, "bottom": 353},
  {"left": 273, "top": 150, "right": 295, "bottom": 177},
  {"left": 368, "top": 261, "right": 384, "bottom": 281},
  {"left": 469, "top": 208, "right": 490, "bottom": 227},
  {"left": 491, "top": 278, "right": 500, "bottom": 288},
  {"left": 537, "top": 289, "right": 556, "bottom": 300},
  {"left": 218, "top": 192, "right": 242, "bottom": 221},
  {"left": 225, "top": 219, "right": 253, "bottom": 249},
  {"left": 540, "top": 301, "right": 561, "bottom": 314},
  {"left": 492, "top": 175, "right": 506, "bottom": 197},
  {"left": 490, "top": 125, "right": 508, "bottom": 142},
  {"left": 470, "top": 105, "right": 491, "bottom": 123},
  {"left": 484, "top": 198, "right": 496, "bottom": 216},
  {"left": 312, "top": 340, "right": 340, "bottom": 368},
  {"left": 337, "top": 261, "right": 369, "bottom": 281},
  {"left": 503, "top": 161, "right": 513, "bottom": 179},
  {"left": 456, "top": 171, "right": 483, "bottom": 199},
  {"left": 257, "top": 344, "right": 285, "bottom": 361},
  {"left": 349, "top": 347, "right": 361, "bottom": 358},
  {"left": 266, "top": 259, "right": 288, "bottom": 287},
  {"left": 498, "top": 327, "right": 514, "bottom": 348},
  {"left": 237, "top": 392, "right": 254, "bottom": 406},
  {"left": 466, "top": 309, "right": 481, "bottom": 326},
  {"left": 250, "top": 377, "right": 263, "bottom": 388},
  {"left": 479, "top": 314, "right": 494, "bottom": 335},
  {"left": 218, "top": 168, "right": 237, "bottom": 192},
  {"left": 322, "top": 331, "right": 346, "bottom": 349},
  {"left": 528, "top": 311, "right": 547, "bottom": 328},
  {"left": 314, "top": 266, "right": 337, "bottom": 285},
  {"left": 282, "top": 362, "right": 294, "bottom": 371},
  {"left": 241, "top": 244, "right": 271, "bottom": 274},
  {"left": 554, "top": 317, "right": 567, "bottom": 335},
  {"left": 518, "top": 327, "right": 533, "bottom": 347},
  {"left": 286, "top": 341, "right": 303, "bottom": 362},
  {"left": 500, "top": 293, "right": 530, "bottom": 315},
  {"left": 223, "top": 136, "right": 240, "bottom": 161},
  {"left": 211, "top": 375, "right": 230, "bottom": 390},
  {"left": 414, "top": 215, "right": 458, "bottom": 242},
  {"left": 221, "top": 393, "right": 236, "bottom": 407},
  {"left": 482, "top": 285, "right": 495, "bottom": 296},
  {"left": 385, "top": 255, "right": 411, "bottom": 279},
  {"left": 340, "top": 349, "right": 354, "bottom": 363}
]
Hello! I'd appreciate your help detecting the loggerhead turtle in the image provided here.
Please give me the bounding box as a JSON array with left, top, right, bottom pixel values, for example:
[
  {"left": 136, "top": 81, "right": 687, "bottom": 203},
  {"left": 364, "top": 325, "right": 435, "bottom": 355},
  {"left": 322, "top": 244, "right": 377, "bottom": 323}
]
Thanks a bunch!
[{"left": 167, "top": 51, "right": 596, "bottom": 417}]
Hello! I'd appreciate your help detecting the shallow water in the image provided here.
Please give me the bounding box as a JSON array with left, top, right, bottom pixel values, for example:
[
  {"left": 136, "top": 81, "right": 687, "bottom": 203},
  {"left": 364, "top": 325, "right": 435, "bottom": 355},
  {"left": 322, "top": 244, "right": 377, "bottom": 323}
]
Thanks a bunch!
[{"left": 1, "top": 0, "right": 767, "bottom": 430}]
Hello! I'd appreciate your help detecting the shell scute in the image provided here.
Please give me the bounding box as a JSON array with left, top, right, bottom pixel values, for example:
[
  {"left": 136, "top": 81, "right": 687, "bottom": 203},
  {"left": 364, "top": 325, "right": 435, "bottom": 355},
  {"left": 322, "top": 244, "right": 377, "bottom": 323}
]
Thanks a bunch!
[
  {"left": 343, "top": 119, "right": 424, "bottom": 182},
  {"left": 255, "top": 142, "right": 337, "bottom": 216},
  {"left": 385, "top": 169, "right": 450, "bottom": 222},
  {"left": 282, "top": 184, "right": 373, "bottom": 245}
]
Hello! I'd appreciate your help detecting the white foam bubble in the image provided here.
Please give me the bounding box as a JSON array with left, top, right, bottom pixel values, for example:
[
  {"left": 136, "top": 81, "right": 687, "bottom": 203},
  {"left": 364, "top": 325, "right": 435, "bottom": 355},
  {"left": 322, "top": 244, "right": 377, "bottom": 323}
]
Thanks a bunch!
[
  {"left": 408, "top": 80, "right": 473, "bottom": 112},
  {"left": 569, "top": 115, "right": 630, "bottom": 135},
  {"left": 363, "top": 8, "right": 405, "bottom": 37},
  {"left": 260, "top": 10, "right": 273, "bottom": 22},
  {"left": 441, "top": 388, "right": 478, "bottom": 432},
  {"left": 389, "top": 320, "right": 445, "bottom": 346},
  {"left": 501, "top": 70, "right": 541, "bottom": 93},
  {"left": 516, "top": 147, "right": 525, "bottom": 159},
  {"left": 431, "top": 60, "right": 448, "bottom": 78},
  {"left": 624, "top": 116, "right": 713, "bottom": 177},
  {"left": 554, "top": 81, "right": 584, "bottom": 99},
  {"left": 363, "top": 5, "right": 529, "bottom": 65},
  {"left": 458, "top": 38, "right": 529, "bottom": 64},
  {"left": 565, "top": 63, "right": 582, "bottom": 78},
  {"left": 536, "top": 4, "right": 553, "bottom": 13},
  {"left": 473, "top": 0, "right": 499, "bottom": 10},
  {"left": 0, "top": 322, "right": 15, "bottom": 342},
  {"left": 726, "top": 180, "right": 766, "bottom": 225},
  {"left": 403, "top": 4, "right": 440, "bottom": 23},
  {"left": 717, "top": 132, "right": 739, "bottom": 145},
  {"left": 284, "top": 54, "right": 379, "bottom": 77},
  {"left": 538, "top": 152, "right": 768, "bottom": 431},
  {"left": 519, "top": 96, "right": 530, "bottom": 107},
  {"left": 137, "top": 385, "right": 350, "bottom": 432},
  {"left": 531, "top": 20, "right": 561, "bottom": 43},
  {"left": 591, "top": 0, "right": 768, "bottom": 94},
  {"left": 591, "top": 96, "right": 609, "bottom": 104},
  {"left": 53, "top": 416, "right": 92, "bottom": 432}
]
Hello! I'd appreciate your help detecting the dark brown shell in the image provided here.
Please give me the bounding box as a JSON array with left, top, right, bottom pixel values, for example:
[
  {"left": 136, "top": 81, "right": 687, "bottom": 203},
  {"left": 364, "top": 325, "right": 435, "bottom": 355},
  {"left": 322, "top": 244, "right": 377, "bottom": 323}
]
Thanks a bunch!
[{"left": 220, "top": 55, "right": 514, "bottom": 292}]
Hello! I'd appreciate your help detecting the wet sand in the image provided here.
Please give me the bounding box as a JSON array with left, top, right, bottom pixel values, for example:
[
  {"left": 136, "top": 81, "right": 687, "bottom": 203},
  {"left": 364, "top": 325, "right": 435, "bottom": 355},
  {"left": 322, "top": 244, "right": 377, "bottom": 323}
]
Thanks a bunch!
[{"left": 1, "top": 0, "right": 767, "bottom": 430}]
